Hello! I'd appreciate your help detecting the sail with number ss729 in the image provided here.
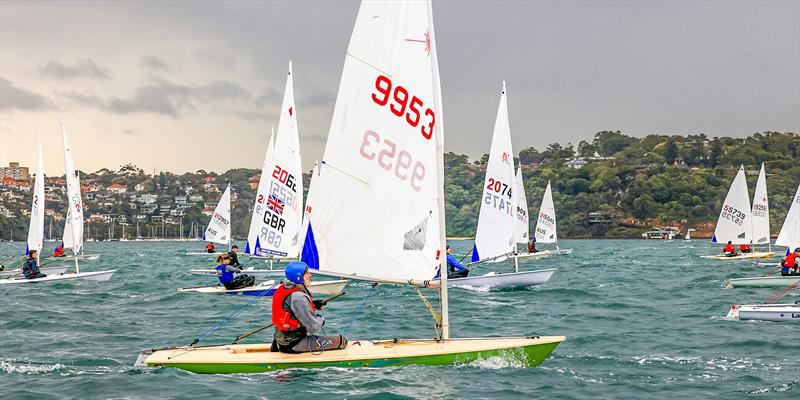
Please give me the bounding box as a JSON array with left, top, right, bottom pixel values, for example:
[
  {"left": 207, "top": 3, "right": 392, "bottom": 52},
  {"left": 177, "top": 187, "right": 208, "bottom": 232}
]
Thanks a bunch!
[
  {"left": 712, "top": 166, "right": 753, "bottom": 245},
  {"left": 775, "top": 184, "right": 800, "bottom": 255},
  {"left": 247, "top": 63, "right": 303, "bottom": 258},
  {"left": 203, "top": 184, "right": 231, "bottom": 247},
  {"left": 514, "top": 166, "right": 529, "bottom": 244},
  {"left": 301, "top": 1, "right": 442, "bottom": 282},
  {"left": 751, "top": 163, "right": 770, "bottom": 246},
  {"left": 62, "top": 125, "right": 84, "bottom": 255},
  {"left": 534, "top": 180, "right": 558, "bottom": 244},
  {"left": 26, "top": 139, "right": 45, "bottom": 255},
  {"left": 472, "top": 82, "right": 516, "bottom": 263}
]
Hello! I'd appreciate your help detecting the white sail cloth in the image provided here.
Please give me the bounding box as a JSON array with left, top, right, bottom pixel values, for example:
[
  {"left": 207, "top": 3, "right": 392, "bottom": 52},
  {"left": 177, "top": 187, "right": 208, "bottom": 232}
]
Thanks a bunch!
[
  {"left": 247, "top": 63, "right": 304, "bottom": 258},
  {"left": 203, "top": 184, "right": 231, "bottom": 246},
  {"left": 750, "top": 163, "right": 770, "bottom": 245},
  {"left": 712, "top": 166, "right": 753, "bottom": 245},
  {"left": 301, "top": 1, "right": 443, "bottom": 282},
  {"left": 62, "top": 125, "right": 84, "bottom": 255},
  {"left": 26, "top": 139, "right": 45, "bottom": 255},
  {"left": 775, "top": 184, "right": 800, "bottom": 254},
  {"left": 472, "top": 82, "right": 516, "bottom": 262},
  {"left": 534, "top": 180, "right": 558, "bottom": 244},
  {"left": 513, "top": 166, "right": 529, "bottom": 244}
]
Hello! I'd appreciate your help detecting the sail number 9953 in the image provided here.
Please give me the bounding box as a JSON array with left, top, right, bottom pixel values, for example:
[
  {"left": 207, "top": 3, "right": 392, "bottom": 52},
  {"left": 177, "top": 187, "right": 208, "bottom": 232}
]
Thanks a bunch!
[
  {"left": 372, "top": 75, "right": 435, "bottom": 140},
  {"left": 359, "top": 130, "right": 425, "bottom": 192}
]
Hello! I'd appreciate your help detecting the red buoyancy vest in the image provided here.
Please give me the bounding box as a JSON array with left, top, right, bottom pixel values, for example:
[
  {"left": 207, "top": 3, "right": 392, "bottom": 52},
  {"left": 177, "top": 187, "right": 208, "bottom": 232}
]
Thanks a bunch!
[
  {"left": 206, "top": 244, "right": 214, "bottom": 250},
  {"left": 739, "top": 244, "right": 751, "bottom": 251},
  {"left": 271, "top": 285, "right": 315, "bottom": 331},
  {"left": 784, "top": 253, "right": 799, "bottom": 268},
  {"left": 54, "top": 247, "right": 64, "bottom": 257},
  {"left": 724, "top": 244, "right": 735, "bottom": 253}
]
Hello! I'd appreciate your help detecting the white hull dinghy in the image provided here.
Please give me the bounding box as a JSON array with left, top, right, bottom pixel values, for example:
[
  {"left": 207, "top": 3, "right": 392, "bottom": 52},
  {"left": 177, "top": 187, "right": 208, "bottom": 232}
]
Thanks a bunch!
[
  {"left": 725, "top": 276, "right": 800, "bottom": 288},
  {"left": 726, "top": 303, "right": 800, "bottom": 322},
  {"left": 448, "top": 268, "right": 556, "bottom": 289},
  {"left": 701, "top": 252, "right": 775, "bottom": 260},
  {"left": 0, "top": 270, "right": 116, "bottom": 285},
  {"left": 0, "top": 266, "right": 69, "bottom": 279},
  {"left": 189, "top": 268, "right": 285, "bottom": 278},
  {"left": 178, "top": 279, "right": 348, "bottom": 297}
]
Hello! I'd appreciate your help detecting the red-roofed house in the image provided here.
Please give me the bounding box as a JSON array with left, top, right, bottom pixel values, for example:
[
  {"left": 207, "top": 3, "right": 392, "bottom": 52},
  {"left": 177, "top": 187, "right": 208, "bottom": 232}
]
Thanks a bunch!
[{"left": 108, "top": 183, "right": 127, "bottom": 194}]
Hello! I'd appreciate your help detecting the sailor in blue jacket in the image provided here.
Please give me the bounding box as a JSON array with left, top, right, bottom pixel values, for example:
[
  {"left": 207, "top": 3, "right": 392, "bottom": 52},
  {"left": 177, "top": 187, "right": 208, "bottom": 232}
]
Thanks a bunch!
[
  {"left": 435, "top": 245, "right": 469, "bottom": 279},
  {"left": 23, "top": 250, "right": 47, "bottom": 279},
  {"left": 215, "top": 253, "right": 254, "bottom": 290}
]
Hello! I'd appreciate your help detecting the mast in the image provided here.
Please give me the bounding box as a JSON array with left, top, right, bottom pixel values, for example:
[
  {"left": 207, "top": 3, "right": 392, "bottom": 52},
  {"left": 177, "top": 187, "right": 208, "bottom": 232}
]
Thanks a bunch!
[{"left": 428, "top": 0, "right": 449, "bottom": 340}]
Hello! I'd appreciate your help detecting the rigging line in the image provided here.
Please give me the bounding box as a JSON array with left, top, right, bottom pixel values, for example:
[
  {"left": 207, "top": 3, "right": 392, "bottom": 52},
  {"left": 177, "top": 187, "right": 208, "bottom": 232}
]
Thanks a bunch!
[
  {"left": 342, "top": 282, "right": 378, "bottom": 336},
  {"left": 457, "top": 248, "right": 473, "bottom": 264},
  {"left": 320, "top": 161, "right": 369, "bottom": 185},
  {"left": 763, "top": 279, "right": 800, "bottom": 304},
  {"left": 415, "top": 287, "right": 442, "bottom": 341},
  {"left": 188, "top": 284, "right": 276, "bottom": 346}
]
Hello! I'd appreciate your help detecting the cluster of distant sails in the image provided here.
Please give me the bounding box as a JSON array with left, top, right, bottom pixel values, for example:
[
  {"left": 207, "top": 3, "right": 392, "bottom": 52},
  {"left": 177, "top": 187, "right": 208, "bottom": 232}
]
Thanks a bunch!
[
  {"left": 0, "top": 127, "right": 114, "bottom": 284},
  {"left": 704, "top": 164, "right": 800, "bottom": 321}
]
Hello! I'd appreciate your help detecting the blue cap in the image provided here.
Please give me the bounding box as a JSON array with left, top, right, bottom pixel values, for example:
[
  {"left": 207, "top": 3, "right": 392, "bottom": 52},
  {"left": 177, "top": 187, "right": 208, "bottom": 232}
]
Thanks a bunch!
[{"left": 285, "top": 261, "right": 309, "bottom": 284}]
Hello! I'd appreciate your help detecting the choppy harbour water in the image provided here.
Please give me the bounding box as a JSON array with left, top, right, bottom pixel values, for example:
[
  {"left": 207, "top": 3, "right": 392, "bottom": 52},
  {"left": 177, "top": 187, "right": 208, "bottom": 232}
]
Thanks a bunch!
[{"left": 0, "top": 240, "right": 797, "bottom": 399}]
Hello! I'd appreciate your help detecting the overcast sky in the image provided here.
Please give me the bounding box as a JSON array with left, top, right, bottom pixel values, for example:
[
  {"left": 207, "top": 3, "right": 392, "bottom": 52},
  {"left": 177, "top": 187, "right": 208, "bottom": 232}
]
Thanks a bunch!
[{"left": 1, "top": 0, "right": 798, "bottom": 175}]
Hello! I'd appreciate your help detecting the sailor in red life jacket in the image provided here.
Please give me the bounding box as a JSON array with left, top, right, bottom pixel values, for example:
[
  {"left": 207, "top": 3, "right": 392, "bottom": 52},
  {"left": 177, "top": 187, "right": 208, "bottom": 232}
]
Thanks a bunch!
[
  {"left": 53, "top": 244, "right": 65, "bottom": 257},
  {"left": 739, "top": 243, "right": 752, "bottom": 253},
  {"left": 270, "top": 262, "right": 347, "bottom": 353},
  {"left": 528, "top": 240, "right": 537, "bottom": 254},
  {"left": 206, "top": 243, "right": 215, "bottom": 254},
  {"left": 723, "top": 241, "right": 737, "bottom": 257},
  {"left": 781, "top": 248, "right": 800, "bottom": 276}
]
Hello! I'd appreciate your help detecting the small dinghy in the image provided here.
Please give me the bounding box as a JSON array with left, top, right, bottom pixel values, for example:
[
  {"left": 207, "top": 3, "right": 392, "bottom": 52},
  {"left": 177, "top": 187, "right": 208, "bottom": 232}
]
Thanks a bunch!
[
  {"left": 725, "top": 276, "right": 800, "bottom": 288},
  {"left": 701, "top": 252, "right": 775, "bottom": 260},
  {"left": 726, "top": 303, "right": 800, "bottom": 322},
  {"left": 448, "top": 268, "right": 556, "bottom": 289},
  {"left": 0, "top": 269, "right": 115, "bottom": 285},
  {"left": 189, "top": 268, "right": 284, "bottom": 278},
  {"left": 137, "top": 336, "right": 565, "bottom": 373},
  {"left": 178, "top": 279, "right": 348, "bottom": 297}
]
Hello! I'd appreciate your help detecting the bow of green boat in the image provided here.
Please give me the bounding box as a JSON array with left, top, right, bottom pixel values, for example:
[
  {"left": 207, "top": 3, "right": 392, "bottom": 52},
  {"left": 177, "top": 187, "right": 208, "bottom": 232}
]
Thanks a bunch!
[{"left": 140, "top": 336, "right": 566, "bottom": 373}]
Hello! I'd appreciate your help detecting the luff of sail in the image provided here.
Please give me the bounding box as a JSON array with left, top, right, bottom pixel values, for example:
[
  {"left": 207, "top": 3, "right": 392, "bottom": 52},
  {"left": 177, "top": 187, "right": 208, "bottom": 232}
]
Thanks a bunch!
[
  {"left": 245, "top": 130, "right": 274, "bottom": 254},
  {"left": 62, "top": 125, "right": 84, "bottom": 255},
  {"left": 751, "top": 163, "right": 770, "bottom": 245},
  {"left": 26, "top": 139, "right": 45, "bottom": 255},
  {"left": 204, "top": 184, "right": 231, "bottom": 246},
  {"left": 301, "top": 1, "right": 442, "bottom": 282},
  {"left": 514, "top": 166, "right": 529, "bottom": 244},
  {"left": 534, "top": 180, "right": 558, "bottom": 244},
  {"left": 249, "top": 63, "right": 303, "bottom": 258},
  {"left": 712, "top": 166, "right": 753, "bottom": 245},
  {"left": 775, "top": 184, "right": 800, "bottom": 254},
  {"left": 472, "top": 82, "right": 516, "bottom": 262}
]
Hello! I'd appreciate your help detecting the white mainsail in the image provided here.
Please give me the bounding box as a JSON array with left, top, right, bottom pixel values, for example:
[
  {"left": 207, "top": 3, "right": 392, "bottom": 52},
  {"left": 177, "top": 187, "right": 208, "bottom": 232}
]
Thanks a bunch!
[
  {"left": 298, "top": 161, "right": 319, "bottom": 249},
  {"left": 62, "top": 125, "right": 84, "bottom": 255},
  {"left": 751, "top": 163, "right": 770, "bottom": 246},
  {"left": 301, "top": 1, "right": 443, "bottom": 283},
  {"left": 471, "top": 82, "right": 515, "bottom": 262},
  {"left": 712, "top": 165, "right": 752, "bottom": 245},
  {"left": 26, "top": 139, "right": 45, "bottom": 255},
  {"left": 513, "top": 165, "right": 529, "bottom": 244},
  {"left": 248, "top": 63, "right": 304, "bottom": 258},
  {"left": 203, "top": 184, "right": 231, "bottom": 247},
  {"left": 775, "top": 184, "right": 800, "bottom": 254},
  {"left": 534, "top": 180, "right": 558, "bottom": 244},
  {"left": 245, "top": 130, "right": 275, "bottom": 254}
]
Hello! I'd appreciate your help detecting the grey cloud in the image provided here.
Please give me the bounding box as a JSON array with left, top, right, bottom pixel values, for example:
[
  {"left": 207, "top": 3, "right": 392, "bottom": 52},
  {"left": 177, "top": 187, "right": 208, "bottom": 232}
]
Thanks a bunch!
[
  {"left": 39, "top": 58, "right": 111, "bottom": 80},
  {"left": 0, "top": 77, "right": 55, "bottom": 111},
  {"left": 140, "top": 55, "right": 170, "bottom": 71},
  {"left": 60, "top": 86, "right": 177, "bottom": 117},
  {"left": 255, "top": 87, "right": 282, "bottom": 108}
]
